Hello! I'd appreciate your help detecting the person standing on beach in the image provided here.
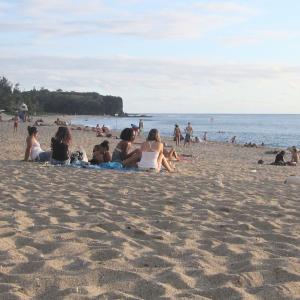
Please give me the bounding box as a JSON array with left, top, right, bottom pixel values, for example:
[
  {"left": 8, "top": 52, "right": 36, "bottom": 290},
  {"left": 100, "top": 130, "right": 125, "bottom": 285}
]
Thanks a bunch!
[
  {"left": 138, "top": 119, "right": 144, "bottom": 135},
  {"left": 184, "top": 122, "right": 193, "bottom": 146},
  {"left": 290, "top": 146, "right": 299, "bottom": 164},
  {"left": 203, "top": 131, "right": 207, "bottom": 141},
  {"left": 174, "top": 124, "right": 181, "bottom": 146},
  {"left": 13, "top": 114, "right": 19, "bottom": 132}
]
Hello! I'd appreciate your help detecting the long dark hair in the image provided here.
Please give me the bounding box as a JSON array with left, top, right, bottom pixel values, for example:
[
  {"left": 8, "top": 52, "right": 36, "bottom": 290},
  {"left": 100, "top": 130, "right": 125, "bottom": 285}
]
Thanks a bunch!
[
  {"left": 100, "top": 140, "right": 109, "bottom": 151},
  {"left": 120, "top": 128, "right": 134, "bottom": 141},
  {"left": 27, "top": 126, "right": 38, "bottom": 136},
  {"left": 147, "top": 128, "right": 160, "bottom": 142},
  {"left": 93, "top": 140, "right": 109, "bottom": 153},
  {"left": 54, "top": 126, "right": 71, "bottom": 144}
]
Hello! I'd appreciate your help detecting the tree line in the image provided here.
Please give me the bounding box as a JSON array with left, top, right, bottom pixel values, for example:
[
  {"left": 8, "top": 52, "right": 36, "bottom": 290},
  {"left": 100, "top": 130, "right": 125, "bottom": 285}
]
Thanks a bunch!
[{"left": 0, "top": 76, "right": 124, "bottom": 115}]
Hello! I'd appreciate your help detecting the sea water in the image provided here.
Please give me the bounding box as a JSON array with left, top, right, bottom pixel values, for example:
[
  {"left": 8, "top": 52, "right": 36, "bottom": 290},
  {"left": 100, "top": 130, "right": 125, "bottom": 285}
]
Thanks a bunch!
[{"left": 72, "top": 114, "right": 300, "bottom": 148}]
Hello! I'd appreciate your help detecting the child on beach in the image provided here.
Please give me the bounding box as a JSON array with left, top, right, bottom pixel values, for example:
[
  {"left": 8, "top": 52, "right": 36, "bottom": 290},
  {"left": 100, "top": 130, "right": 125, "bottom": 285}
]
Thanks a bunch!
[{"left": 13, "top": 114, "right": 19, "bottom": 132}]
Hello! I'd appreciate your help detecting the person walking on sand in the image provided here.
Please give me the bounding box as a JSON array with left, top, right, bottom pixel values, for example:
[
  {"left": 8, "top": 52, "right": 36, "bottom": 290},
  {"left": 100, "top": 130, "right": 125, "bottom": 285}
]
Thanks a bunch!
[
  {"left": 203, "top": 131, "right": 207, "bottom": 142},
  {"left": 174, "top": 124, "right": 181, "bottom": 146},
  {"left": 184, "top": 122, "right": 193, "bottom": 147},
  {"left": 138, "top": 119, "right": 144, "bottom": 135},
  {"left": 13, "top": 114, "right": 19, "bottom": 132}
]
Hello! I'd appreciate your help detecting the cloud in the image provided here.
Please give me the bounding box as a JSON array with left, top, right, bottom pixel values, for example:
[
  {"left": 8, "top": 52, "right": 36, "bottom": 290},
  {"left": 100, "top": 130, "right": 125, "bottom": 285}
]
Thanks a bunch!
[
  {"left": 221, "top": 29, "right": 300, "bottom": 46},
  {"left": 22, "top": 0, "right": 105, "bottom": 16},
  {"left": 194, "top": 1, "right": 257, "bottom": 15},
  {"left": 0, "top": 1, "right": 255, "bottom": 40},
  {"left": 1, "top": 55, "right": 300, "bottom": 91}
]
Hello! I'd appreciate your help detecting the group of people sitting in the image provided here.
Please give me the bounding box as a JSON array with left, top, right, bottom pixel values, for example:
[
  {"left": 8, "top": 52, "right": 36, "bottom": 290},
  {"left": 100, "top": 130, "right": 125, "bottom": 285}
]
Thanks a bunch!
[
  {"left": 271, "top": 147, "right": 299, "bottom": 166},
  {"left": 244, "top": 142, "right": 258, "bottom": 148},
  {"left": 95, "top": 124, "right": 112, "bottom": 137},
  {"left": 258, "top": 147, "right": 299, "bottom": 166},
  {"left": 24, "top": 126, "right": 177, "bottom": 172},
  {"left": 54, "top": 118, "right": 69, "bottom": 126}
]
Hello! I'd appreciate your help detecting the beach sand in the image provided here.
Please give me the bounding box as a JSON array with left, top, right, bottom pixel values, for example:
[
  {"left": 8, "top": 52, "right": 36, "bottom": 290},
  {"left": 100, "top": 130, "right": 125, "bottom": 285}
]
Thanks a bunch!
[{"left": 0, "top": 117, "right": 300, "bottom": 299}]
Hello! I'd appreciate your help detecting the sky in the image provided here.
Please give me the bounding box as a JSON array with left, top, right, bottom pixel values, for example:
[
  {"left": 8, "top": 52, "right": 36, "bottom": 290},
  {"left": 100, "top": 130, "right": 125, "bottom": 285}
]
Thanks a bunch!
[{"left": 1, "top": 0, "right": 300, "bottom": 113}]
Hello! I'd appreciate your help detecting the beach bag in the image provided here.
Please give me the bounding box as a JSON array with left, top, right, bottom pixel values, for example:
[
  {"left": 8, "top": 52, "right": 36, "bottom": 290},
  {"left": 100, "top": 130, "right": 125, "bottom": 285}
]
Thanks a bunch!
[{"left": 70, "top": 151, "right": 84, "bottom": 164}]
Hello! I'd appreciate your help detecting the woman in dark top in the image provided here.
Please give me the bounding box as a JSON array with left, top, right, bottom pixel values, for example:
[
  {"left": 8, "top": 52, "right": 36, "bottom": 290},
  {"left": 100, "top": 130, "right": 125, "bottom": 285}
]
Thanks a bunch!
[
  {"left": 271, "top": 150, "right": 286, "bottom": 166},
  {"left": 51, "top": 126, "right": 72, "bottom": 165}
]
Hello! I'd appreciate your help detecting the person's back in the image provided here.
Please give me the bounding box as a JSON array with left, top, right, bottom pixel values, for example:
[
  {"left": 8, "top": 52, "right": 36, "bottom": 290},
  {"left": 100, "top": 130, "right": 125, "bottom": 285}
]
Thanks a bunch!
[
  {"left": 112, "top": 140, "right": 129, "bottom": 162},
  {"left": 24, "top": 126, "right": 50, "bottom": 162},
  {"left": 273, "top": 151, "right": 285, "bottom": 165},
  {"left": 30, "top": 138, "right": 43, "bottom": 160},
  {"left": 51, "top": 138, "right": 69, "bottom": 161},
  {"left": 51, "top": 126, "right": 71, "bottom": 164},
  {"left": 138, "top": 140, "right": 161, "bottom": 169}
]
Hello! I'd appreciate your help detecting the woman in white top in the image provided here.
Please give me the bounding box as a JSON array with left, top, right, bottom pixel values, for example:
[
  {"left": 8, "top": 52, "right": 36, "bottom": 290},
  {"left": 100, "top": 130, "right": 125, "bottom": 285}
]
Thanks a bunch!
[
  {"left": 138, "top": 129, "right": 174, "bottom": 172},
  {"left": 24, "top": 126, "right": 51, "bottom": 162}
]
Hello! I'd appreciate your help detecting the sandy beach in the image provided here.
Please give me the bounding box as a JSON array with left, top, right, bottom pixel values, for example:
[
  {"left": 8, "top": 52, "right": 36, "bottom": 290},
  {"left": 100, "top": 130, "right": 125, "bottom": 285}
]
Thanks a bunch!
[{"left": 0, "top": 116, "right": 300, "bottom": 299}]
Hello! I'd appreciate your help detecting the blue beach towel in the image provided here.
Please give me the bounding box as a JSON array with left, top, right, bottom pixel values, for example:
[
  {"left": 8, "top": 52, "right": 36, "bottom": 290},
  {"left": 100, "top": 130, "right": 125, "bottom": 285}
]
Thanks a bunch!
[
  {"left": 69, "top": 161, "right": 139, "bottom": 172},
  {"left": 88, "top": 162, "right": 124, "bottom": 170}
]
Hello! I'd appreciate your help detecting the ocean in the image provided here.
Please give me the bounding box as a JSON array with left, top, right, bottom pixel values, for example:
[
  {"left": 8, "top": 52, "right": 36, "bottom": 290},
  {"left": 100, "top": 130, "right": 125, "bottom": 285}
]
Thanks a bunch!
[{"left": 72, "top": 114, "right": 300, "bottom": 148}]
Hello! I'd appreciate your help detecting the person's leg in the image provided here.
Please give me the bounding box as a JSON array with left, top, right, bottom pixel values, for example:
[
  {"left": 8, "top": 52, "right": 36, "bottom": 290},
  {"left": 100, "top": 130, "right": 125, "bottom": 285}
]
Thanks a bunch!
[
  {"left": 126, "top": 148, "right": 141, "bottom": 159},
  {"left": 171, "top": 148, "right": 179, "bottom": 160},
  {"left": 38, "top": 151, "right": 51, "bottom": 162},
  {"left": 161, "top": 155, "right": 175, "bottom": 172},
  {"left": 167, "top": 148, "right": 179, "bottom": 161},
  {"left": 123, "top": 149, "right": 142, "bottom": 167}
]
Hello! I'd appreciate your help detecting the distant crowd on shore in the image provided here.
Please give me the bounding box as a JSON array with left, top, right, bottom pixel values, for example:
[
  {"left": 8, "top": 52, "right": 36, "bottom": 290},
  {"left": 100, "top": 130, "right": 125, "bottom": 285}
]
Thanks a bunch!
[{"left": 8, "top": 115, "right": 298, "bottom": 169}]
